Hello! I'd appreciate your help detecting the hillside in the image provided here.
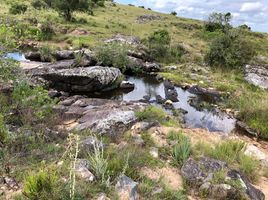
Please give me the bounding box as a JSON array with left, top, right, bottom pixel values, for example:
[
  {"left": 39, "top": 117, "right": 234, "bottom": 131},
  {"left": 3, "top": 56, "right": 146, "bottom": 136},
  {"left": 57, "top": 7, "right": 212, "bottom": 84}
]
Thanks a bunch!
[{"left": 1, "top": 1, "right": 268, "bottom": 200}]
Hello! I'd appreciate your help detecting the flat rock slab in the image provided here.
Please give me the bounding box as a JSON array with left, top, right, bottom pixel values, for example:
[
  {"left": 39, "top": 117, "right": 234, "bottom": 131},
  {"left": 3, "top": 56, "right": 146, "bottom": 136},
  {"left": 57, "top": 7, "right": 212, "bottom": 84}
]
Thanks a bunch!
[
  {"left": 56, "top": 97, "right": 146, "bottom": 137},
  {"left": 30, "top": 65, "right": 123, "bottom": 92},
  {"left": 245, "top": 65, "right": 268, "bottom": 90}
]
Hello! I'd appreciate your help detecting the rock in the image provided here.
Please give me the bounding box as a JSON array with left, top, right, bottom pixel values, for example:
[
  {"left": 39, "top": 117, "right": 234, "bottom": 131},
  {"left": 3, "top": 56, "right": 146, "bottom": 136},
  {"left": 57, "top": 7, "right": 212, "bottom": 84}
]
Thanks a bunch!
[
  {"left": 164, "top": 80, "right": 178, "bottom": 102},
  {"left": 96, "top": 193, "right": 111, "bottom": 200},
  {"left": 131, "top": 122, "right": 155, "bottom": 134},
  {"left": 244, "top": 144, "right": 268, "bottom": 166},
  {"left": 52, "top": 50, "right": 75, "bottom": 60},
  {"left": 156, "top": 95, "right": 165, "bottom": 104},
  {"left": 163, "top": 100, "right": 174, "bottom": 109},
  {"left": 31, "top": 66, "right": 123, "bottom": 93},
  {"left": 187, "top": 85, "right": 221, "bottom": 102},
  {"left": 25, "top": 51, "right": 42, "bottom": 61},
  {"left": 48, "top": 89, "right": 62, "bottom": 98},
  {"left": 115, "top": 175, "right": 139, "bottom": 200},
  {"left": 142, "top": 95, "right": 151, "bottom": 102},
  {"left": 126, "top": 57, "right": 160, "bottom": 73},
  {"left": 236, "top": 121, "right": 258, "bottom": 138},
  {"left": 105, "top": 34, "right": 140, "bottom": 45},
  {"left": 227, "top": 170, "right": 265, "bottom": 200},
  {"left": 149, "top": 147, "right": 159, "bottom": 158},
  {"left": 132, "top": 135, "right": 145, "bottom": 146},
  {"left": 181, "top": 158, "right": 265, "bottom": 200},
  {"left": 167, "top": 66, "right": 177, "bottom": 70},
  {"left": 244, "top": 64, "right": 268, "bottom": 90},
  {"left": 75, "top": 159, "right": 95, "bottom": 182},
  {"left": 80, "top": 137, "right": 104, "bottom": 153},
  {"left": 120, "top": 81, "right": 135, "bottom": 90},
  {"left": 136, "top": 14, "right": 163, "bottom": 23},
  {"left": 57, "top": 98, "right": 146, "bottom": 137}
]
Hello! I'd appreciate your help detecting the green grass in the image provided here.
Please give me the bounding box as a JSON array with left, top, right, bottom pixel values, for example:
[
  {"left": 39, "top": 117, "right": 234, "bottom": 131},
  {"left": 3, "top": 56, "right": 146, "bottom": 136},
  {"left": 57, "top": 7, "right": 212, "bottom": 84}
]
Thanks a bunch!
[
  {"left": 192, "top": 140, "right": 261, "bottom": 183},
  {"left": 264, "top": 166, "right": 268, "bottom": 178}
]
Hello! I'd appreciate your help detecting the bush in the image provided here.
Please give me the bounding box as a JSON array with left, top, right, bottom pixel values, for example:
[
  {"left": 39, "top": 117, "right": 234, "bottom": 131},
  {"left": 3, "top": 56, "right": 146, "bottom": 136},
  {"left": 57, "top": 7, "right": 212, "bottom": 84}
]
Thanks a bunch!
[
  {"left": 205, "top": 32, "right": 256, "bottom": 68},
  {"left": 11, "top": 82, "right": 55, "bottom": 125},
  {"left": 96, "top": 42, "right": 129, "bottom": 72},
  {"left": 23, "top": 168, "right": 60, "bottom": 200},
  {"left": 0, "top": 58, "right": 21, "bottom": 82},
  {"left": 204, "top": 12, "right": 232, "bottom": 32},
  {"left": 39, "top": 22, "right": 55, "bottom": 40},
  {"left": 9, "top": 3, "right": 28, "bottom": 15},
  {"left": 170, "top": 11, "right": 177, "bottom": 16},
  {"left": 136, "top": 106, "right": 166, "bottom": 123},
  {"left": 144, "top": 30, "right": 185, "bottom": 63},
  {"left": 209, "top": 140, "right": 245, "bottom": 165},
  {"left": 238, "top": 154, "right": 260, "bottom": 183},
  {"left": 0, "top": 114, "right": 8, "bottom": 144},
  {"left": 39, "top": 45, "right": 54, "bottom": 62},
  {"left": 31, "top": 0, "right": 48, "bottom": 10}
]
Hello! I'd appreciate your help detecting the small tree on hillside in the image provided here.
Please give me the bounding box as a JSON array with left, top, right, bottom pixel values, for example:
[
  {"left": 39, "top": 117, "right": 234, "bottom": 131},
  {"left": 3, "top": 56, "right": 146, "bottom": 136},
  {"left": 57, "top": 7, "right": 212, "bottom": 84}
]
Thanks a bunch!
[
  {"left": 51, "top": 0, "right": 104, "bottom": 21},
  {"left": 205, "top": 12, "right": 232, "bottom": 32}
]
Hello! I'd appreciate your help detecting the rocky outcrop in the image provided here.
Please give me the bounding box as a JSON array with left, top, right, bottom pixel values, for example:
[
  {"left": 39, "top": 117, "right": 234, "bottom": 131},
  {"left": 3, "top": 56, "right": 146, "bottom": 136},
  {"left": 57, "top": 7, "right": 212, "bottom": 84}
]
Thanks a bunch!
[
  {"left": 136, "top": 14, "right": 163, "bottom": 23},
  {"left": 30, "top": 66, "right": 123, "bottom": 93},
  {"left": 181, "top": 157, "right": 265, "bottom": 200},
  {"left": 56, "top": 97, "right": 146, "bottom": 137},
  {"left": 105, "top": 34, "right": 141, "bottom": 45},
  {"left": 164, "top": 80, "right": 178, "bottom": 102},
  {"left": 126, "top": 56, "right": 161, "bottom": 74},
  {"left": 115, "top": 175, "right": 139, "bottom": 200},
  {"left": 75, "top": 159, "right": 95, "bottom": 182},
  {"left": 244, "top": 65, "right": 268, "bottom": 90},
  {"left": 187, "top": 85, "right": 221, "bottom": 102}
]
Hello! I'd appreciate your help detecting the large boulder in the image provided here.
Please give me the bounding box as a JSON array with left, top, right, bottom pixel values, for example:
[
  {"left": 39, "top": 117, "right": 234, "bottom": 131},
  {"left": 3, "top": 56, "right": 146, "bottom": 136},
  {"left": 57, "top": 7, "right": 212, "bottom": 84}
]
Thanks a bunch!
[
  {"left": 181, "top": 157, "right": 265, "bottom": 200},
  {"left": 105, "top": 34, "right": 141, "bottom": 45},
  {"left": 31, "top": 66, "right": 123, "bottom": 93},
  {"left": 164, "top": 80, "right": 178, "bottom": 102},
  {"left": 244, "top": 65, "right": 268, "bottom": 90}
]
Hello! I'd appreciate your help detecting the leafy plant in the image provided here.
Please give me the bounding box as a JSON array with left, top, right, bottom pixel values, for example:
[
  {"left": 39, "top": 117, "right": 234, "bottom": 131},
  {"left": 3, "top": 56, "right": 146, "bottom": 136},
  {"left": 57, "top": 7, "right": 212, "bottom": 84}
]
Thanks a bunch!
[
  {"left": 23, "top": 168, "right": 59, "bottom": 200},
  {"left": 88, "top": 137, "right": 110, "bottom": 187},
  {"left": 171, "top": 132, "right": 191, "bottom": 167},
  {"left": 0, "top": 113, "right": 8, "bottom": 144},
  {"left": 96, "top": 42, "right": 129, "bottom": 72},
  {"left": 9, "top": 3, "right": 28, "bottom": 15},
  {"left": 205, "top": 30, "right": 256, "bottom": 68}
]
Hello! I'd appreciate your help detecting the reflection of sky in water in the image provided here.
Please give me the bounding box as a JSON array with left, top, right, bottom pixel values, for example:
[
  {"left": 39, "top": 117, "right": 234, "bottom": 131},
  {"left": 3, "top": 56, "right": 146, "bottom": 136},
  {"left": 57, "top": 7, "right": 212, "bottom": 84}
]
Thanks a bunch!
[
  {"left": 5, "top": 52, "right": 27, "bottom": 61},
  {"left": 122, "top": 77, "right": 236, "bottom": 133}
]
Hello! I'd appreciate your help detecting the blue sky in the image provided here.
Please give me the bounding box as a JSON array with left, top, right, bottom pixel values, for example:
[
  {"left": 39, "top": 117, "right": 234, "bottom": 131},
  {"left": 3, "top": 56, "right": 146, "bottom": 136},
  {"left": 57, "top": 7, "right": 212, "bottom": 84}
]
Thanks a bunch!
[{"left": 115, "top": 0, "right": 268, "bottom": 33}]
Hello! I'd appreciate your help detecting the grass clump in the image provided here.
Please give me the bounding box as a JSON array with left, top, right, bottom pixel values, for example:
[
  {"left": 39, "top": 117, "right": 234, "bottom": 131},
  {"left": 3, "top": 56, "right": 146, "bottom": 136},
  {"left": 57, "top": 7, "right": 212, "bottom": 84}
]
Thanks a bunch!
[
  {"left": 238, "top": 154, "right": 260, "bottom": 183},
  {"left": 0, "top": 113, "right": 8, "bottom": 144},
  {"left": 23, "top": 168, "right": 61, "bottom": 200},
  {"left": 264, "top": 166, "right": 268, "bottom": 178},
  {"left": 136, "top": 105, "right": 166, "bottom": 123},
  {"left": 171, "top": 132, "right": 191, "bottom": 167},
  {"left": 96, "top": 42, "right": 129, "bottom": 72},
  {"left": 9, "top": 3, "right": 28, "bottom": 15}
]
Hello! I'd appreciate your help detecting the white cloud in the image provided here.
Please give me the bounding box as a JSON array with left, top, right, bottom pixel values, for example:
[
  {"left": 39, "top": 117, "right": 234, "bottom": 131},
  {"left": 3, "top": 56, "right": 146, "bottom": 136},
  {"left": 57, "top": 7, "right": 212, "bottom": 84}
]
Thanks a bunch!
[{"left": 240, "top": 2, "right": 263, "bottom": 12}]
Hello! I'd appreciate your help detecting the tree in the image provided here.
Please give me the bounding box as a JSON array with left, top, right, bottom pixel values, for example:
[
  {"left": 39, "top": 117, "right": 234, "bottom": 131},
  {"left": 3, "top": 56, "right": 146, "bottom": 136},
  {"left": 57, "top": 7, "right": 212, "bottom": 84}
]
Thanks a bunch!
[
  {"left": 52, "top": 0, "right": 91, "bottom": 21},
  {"left": 205, "top": 12, "right": 232, "bottom": 32}
]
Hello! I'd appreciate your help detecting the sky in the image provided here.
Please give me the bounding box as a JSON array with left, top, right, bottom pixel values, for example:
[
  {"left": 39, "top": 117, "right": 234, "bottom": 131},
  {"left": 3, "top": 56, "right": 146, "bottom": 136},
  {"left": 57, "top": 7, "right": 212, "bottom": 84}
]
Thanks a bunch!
[{"left": 115, "top": 0, "right": 268, "bottom": 33}]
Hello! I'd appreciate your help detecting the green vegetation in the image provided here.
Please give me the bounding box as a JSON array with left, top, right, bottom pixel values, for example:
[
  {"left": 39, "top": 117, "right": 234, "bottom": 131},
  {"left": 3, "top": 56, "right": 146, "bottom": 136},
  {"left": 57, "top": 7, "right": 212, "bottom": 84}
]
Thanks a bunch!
[
  {"left": 0, "top": 114, "right": 8, "bottom": 144},
  {"left": 96, "top": 42, "right": 129, "bottom": 72},
  {"left": 23, "top": 168, "right": 60, "bottom": 200},
  {"left": 193, "top": 140, "right": 261, "bottom": 183},
  {"left": 9, "top": 3, "right": 28, "bottom": 15}
]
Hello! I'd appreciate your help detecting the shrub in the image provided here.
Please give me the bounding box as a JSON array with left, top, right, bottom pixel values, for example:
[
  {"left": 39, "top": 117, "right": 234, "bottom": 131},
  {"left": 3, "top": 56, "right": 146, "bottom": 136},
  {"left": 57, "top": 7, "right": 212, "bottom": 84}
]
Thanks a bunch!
[
  {"left": 31, "top": 0, "right": 48, "bottom": 10},
  {"left": 238, "top": 154, "right": 260, "bottom": 183},
  {"left": 136, "top": 106, "right": 166, "bottom": 123},
  {"left": 39, "top": 22, "right": 55, "bottom": 40},
  {"left": 88, "top": 139, "right": 110, "bottom": 187},
  {"left": 0, "top": 114, "right": 8, "bottom": 144},
  {"left": 39, "top": 45, "right": 54, "bottom": 62},
  {"left": 208, "top": 140, "right": 245, "bottom": 165},
  {"left": 144, "top": 30, "right": 185, "bottom": 63},
  {"left": 11, "top": 82, "right": 55, "bottom": 125},
  {"left": 205, "top": 32, "right": 256, "bottom": 68},
  {"left": 170, "top": 11, "right": 177, "bottom": 16},
  {"left": 96, "top": 42, "right": 129, "bottom": 72},
  {"left": 171, "top": 133, "right": 191, "bottom": 167},
  {"left": 204, "top": 12, "right": 232, "bottom": 32},
  {"left": 23, "top": 168, "right": 59, "bottom": 200},
  {"left": 0, "top": 58, "right": 21, "bottom": 83},
  {"left": 9, "top": 3, "right": 28, "bottom": 15}
]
